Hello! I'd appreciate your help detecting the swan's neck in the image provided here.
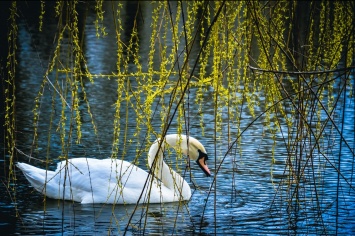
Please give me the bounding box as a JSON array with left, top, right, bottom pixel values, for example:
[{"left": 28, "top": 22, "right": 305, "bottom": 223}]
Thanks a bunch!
[{"left": 148, "top": 135, "right": 191, "bottom": 200}]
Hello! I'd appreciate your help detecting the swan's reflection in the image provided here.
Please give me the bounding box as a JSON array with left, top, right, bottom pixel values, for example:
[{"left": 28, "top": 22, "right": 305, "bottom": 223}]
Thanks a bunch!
[{"left": 18, "top": 199, "right": 194, "bottom": 235}]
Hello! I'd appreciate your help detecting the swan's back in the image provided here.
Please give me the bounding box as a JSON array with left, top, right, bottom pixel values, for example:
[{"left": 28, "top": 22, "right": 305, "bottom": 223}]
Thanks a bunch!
[
  {"left": 17, "top": 158, "right": 183, "bottom": 204},
  {"left": 17, "top": 158, "right": 152, "bottom": 204}
]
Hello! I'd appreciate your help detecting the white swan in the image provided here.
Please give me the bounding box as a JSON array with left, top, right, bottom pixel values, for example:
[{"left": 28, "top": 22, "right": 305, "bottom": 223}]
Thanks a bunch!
[{"left": 16, "top": 134, "right": 211, "bottom": 204}]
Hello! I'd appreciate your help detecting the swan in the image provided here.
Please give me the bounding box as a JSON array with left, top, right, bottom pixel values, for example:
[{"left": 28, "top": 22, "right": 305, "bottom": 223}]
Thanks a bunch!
[{"left": 16, "top": 134, "right": 211, "bottom": 204}]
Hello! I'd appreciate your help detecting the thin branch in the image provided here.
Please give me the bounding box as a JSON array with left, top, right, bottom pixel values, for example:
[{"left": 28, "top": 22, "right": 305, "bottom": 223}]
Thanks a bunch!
[{"left": 249, "top": 65, "right": 355, "bottom": 75}]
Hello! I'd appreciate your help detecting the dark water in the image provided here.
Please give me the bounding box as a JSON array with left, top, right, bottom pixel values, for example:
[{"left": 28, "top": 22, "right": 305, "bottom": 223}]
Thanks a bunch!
[{"left": 1, "top": 2, "right": 355, "bottom": 235}]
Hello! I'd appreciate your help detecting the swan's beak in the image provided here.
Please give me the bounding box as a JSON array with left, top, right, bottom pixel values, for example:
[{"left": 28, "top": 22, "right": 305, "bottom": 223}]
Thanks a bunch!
[
  {"left": 196, "top": 151, "right": 211, "bottom": 177},
  {"left": 197, "top": 156, "right": 211, "bottom": 177}
]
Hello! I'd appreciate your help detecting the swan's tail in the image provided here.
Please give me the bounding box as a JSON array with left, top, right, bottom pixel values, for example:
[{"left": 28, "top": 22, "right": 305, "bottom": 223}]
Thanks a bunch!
[{"left": 16, "top": 162, "right": 55, "bottom": 195}]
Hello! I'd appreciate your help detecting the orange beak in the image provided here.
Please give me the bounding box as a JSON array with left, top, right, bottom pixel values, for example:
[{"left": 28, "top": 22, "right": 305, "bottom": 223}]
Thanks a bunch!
[{"left": 197, "top": 156, "right": 211, "bottom": 177}]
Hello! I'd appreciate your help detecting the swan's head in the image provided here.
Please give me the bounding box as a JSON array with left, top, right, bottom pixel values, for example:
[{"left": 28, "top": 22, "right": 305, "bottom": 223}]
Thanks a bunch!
[
  {"left": 179, "top": 135, "right": 211, "bottom": 177},
  {"left": 153, "top": 134, "right": 211, "bottom": 177}
]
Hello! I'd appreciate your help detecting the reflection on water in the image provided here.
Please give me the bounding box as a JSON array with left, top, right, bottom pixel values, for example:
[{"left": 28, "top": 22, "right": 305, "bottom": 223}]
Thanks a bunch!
[
  {"left": 1, "top": 1, "right": 355, "bottom": 235},
  {"left": 16, "top": 200, "right": 196, "bottom": 235}
]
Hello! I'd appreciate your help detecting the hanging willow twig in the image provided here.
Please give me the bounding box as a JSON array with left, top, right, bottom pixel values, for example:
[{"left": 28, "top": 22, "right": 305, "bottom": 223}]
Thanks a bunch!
[{"left": 249, "top": 65, "right": 355, "bottom": 75}]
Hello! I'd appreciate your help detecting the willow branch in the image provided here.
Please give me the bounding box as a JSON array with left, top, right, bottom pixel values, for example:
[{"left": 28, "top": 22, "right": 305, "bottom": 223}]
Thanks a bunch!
[{"left": 249, "top": 65, "right": 355, "bottom": 75}]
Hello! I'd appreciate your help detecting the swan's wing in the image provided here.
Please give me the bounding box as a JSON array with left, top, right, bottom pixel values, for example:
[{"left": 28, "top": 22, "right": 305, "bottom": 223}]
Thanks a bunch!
[
  {"left": 19, "top": 158, "right": 171, "bottom": 204},
  {"left": 52, "top": 158, "right": 151, "bottom": 203}
]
